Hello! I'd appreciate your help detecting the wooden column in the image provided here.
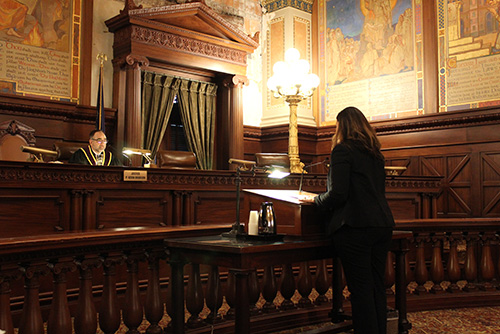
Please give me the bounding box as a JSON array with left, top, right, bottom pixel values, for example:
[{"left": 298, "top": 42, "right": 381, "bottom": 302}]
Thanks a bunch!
[
  {"left": 79, "top": 0, "right": 94, "bottom": 106},
  {"left": 114, "top": 54, "right": 149, "bottom": 166},
  {"left": 217, "top": 75, "right": 248, "bottom": 170},
  {"left": 422, "top": 0, "right": 439, "bottom": 113}
]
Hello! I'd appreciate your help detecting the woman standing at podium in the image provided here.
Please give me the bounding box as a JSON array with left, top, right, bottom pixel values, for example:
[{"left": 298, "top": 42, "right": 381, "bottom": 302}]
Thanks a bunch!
[{"left": 299, "top": 106, "right": 395, "bottom": 334}]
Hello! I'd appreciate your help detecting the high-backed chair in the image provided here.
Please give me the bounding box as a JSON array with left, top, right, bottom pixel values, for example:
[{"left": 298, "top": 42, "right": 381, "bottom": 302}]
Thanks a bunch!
[
  {"left": 0, "top": 120, "right": 36, "bottom": 162},
  {"left": 52, "top": 141, "right": 85, "bottom": 163},
  {"left": 254, "top": 152, "right": 290, "bottom": 169},
  {"left": 156, "top": 150, "right": 197, "bottom": 169}
]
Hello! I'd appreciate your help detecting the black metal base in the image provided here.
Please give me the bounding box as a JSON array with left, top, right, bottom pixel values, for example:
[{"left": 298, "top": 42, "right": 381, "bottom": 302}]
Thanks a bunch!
[{"left": 221, "top": 223, "right": 245, "bottom": 238}]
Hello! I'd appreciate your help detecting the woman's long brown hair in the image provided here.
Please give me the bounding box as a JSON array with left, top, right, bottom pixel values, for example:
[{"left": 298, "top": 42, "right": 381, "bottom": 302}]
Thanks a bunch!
[{"left": 332, "top": 106, "right": 384, "bottom": 160}]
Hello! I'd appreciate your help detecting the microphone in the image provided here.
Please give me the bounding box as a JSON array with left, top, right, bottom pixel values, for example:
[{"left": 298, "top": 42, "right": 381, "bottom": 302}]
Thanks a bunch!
[
  {"left": 228, "top": 158, "right": 257, "bottom": 166},
  {"left": 299, "top": 159, "right": 329, "bottom": 193},
  {"left": 21, "top": 145, "right": 58, "bottom": 163}
]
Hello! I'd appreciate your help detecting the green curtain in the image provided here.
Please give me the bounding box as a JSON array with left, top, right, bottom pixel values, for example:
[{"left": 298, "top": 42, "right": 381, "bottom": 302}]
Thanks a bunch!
[
  {"left": 141, "top": 72, "right": 180, "bottom": 158},
  {"left": 177, "top": 79, "right": 217, "bottom": 170}
]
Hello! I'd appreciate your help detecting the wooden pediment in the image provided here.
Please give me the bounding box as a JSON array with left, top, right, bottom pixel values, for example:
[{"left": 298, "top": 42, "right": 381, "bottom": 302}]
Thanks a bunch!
[{"left": 106, "top": 0, "right": 259, "bottom": 75}]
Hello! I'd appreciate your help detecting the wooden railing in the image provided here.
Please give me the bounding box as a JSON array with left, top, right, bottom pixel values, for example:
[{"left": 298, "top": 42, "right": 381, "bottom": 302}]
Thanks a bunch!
[
  {"left": 1, "top": 219, "right": 500, "bottom": 334},
  {"left": 394, "top": 218, "right": 500, "bottom": 311}
]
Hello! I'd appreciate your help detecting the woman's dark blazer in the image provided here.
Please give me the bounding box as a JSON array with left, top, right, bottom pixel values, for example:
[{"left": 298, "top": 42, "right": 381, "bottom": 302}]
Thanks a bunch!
[{"left": 314, "top": 140, "right": 395, "bottom": 235}]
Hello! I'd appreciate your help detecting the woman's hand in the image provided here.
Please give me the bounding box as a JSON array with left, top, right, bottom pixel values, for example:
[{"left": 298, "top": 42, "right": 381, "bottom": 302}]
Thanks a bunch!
[{"left": 297, "top": 194, "right": 316, "bottom": 203}]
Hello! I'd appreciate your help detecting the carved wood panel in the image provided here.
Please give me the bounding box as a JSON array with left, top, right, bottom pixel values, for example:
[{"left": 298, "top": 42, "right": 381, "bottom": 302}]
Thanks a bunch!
[
  {"left": 96, "top": 190, "right": 172, "bottom": 229},
  {"left": 0, "top": 190, "right": 69, "bottom": 237},
  {"left": 481, "top": 152, "right": 500, "bottom": 216},
  {"left": 386, "top": 150, "right": 500, "bottom": 218}
]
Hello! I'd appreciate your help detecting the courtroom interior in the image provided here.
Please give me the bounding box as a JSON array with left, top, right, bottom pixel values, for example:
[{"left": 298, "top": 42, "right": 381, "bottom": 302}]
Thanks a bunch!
[{"left": 1, "top": 0, "right": 500, "bottom": 333}]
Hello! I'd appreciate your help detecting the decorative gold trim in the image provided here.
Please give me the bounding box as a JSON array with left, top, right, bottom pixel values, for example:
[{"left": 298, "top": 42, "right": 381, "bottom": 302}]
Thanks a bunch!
[{"left": 262, "top": 0, "right": 314, "bottom": 13}]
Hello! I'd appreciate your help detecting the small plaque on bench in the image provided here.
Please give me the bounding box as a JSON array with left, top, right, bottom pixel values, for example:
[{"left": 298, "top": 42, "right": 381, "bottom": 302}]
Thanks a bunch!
[{"left": 123, "top": 170, "right": 147, "bottom": 181}]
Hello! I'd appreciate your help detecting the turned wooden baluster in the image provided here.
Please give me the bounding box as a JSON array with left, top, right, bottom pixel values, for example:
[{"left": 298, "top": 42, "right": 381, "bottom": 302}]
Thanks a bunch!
[
  {"left": 225, "top": 271, "right": 236, "bottom": 319},
  {"left": 279, "top": 264, "right": 296, "bottom": 310},
  {"left": 430, "top": 233, "right": 445, "bottom": 294},
  {"left": 186, "top": 263, "right": 205, "bottom": 328},
  {"left": 413, "top": 234, "right": 430, "bottom": 294},
  {"left": 385, "top": 252, "right": 395, "bottom": 295},
  {"left": 145, "top": 249, "right": 166, "bottom": 334},
  {"left": 123, "top": 251, "right": 145, "bottom": 334},
  {"left": 205, "top": 265, "right": 224, "bottom": 323},
  {"left": 446, "top": 232, "right": 462, "bottom": 293},
  {"left": 479, "top": 231, "right": 496, "bottom": 291},
  {"left": 314, "top": 260, "right": 330, "bottom": 305},
  {"left": 47, "top": 259, "right": 76, "bottom": 334},
  {"left": 0, "top": 266, "right": 21, "bottom": 334},
  {"left": 19, "top": 262, "right": 49, "bottom": 334},
  {"left": 463, "top": 232, "right": 479, "bottom": 292},
  {"left": 261, "top": 266, "right": 278, "bottom": 313},
  {"left": 297, "top": 262, "right": 313, "bottom": 308},
  {"left": 99, "top": 253, "right": 124, "bottom": 334},
  {"left": 248, "top": 269, "right": 261, "bottom": 316},
  {"left": 74, "top": 256, "right": 102, "bottom": 334}
]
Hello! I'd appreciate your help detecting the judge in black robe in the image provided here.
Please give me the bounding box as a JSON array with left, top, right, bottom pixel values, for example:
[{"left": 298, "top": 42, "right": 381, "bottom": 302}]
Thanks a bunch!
[{"left": 69, "top": 130, "right": 121, "bottom": 166}]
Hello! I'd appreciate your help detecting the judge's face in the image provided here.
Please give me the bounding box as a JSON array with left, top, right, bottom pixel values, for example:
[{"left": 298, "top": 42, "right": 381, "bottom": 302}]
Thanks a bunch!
[{"left": 89, "top": 131, "right": 107, "bottom": 154}]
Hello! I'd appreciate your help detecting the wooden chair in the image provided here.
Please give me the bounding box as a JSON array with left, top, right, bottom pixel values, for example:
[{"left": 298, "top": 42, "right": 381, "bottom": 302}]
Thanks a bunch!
[
  {"left": 254, "top": 152, "right": 290, "bottom": 168},
  {"left": 0, "top": 120, "right": 36, "bottom": 162},
  {"left": 156, "top": 150, "right": 197, "bottom": 169},
  {"left": 52, "top": 141, "right": 85, "bottom": 163}
]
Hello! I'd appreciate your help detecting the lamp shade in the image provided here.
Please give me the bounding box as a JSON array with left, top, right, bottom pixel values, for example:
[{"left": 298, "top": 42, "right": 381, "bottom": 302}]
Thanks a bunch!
[{"left": 267, "top": 48, "right": 319, "bottom": 99}]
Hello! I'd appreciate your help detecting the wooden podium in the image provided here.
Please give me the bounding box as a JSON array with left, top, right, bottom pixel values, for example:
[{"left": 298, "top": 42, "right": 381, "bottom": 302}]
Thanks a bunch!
[{"left": 243, "top": 189, "right": 325, "bottom": 238}]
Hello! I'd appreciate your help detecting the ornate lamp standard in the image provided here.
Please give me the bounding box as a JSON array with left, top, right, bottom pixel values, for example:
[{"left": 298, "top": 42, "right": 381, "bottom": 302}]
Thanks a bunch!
[{"left": 267, "top": 48, "right": 320, "bottom": 173}]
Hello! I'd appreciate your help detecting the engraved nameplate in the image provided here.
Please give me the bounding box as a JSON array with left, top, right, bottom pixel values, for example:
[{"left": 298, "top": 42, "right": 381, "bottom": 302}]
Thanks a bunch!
[{"left": 123, "top": 170, "right": 147, "bottom": 181}]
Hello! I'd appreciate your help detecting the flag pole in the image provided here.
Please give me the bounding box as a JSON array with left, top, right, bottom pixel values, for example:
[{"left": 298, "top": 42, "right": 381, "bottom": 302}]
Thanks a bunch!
[{"left": 96, "top": 53, "right": 107, "bottom": 132}]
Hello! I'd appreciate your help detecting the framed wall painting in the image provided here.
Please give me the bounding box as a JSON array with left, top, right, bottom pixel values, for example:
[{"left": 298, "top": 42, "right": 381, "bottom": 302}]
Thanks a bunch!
[
  {"left": 438, "top": 0, "right": 500, "bottom": 112},
  {"left": 0, "top": 0, "right": 81, "bottom": 102},
  {"left": 317, "top": 0, "right": 424, "bottom": 125}
]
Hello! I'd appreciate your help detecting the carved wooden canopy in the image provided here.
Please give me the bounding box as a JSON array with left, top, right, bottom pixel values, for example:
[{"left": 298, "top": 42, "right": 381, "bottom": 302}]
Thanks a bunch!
[{"left": 105, "top": 0, "right": 259, "bottom": 76}]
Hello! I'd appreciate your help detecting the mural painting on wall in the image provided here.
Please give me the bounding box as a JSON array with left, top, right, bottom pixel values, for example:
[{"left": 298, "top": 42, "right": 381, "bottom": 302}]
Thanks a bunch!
[
  {"left": 0, "top": 0, "right": 80, "bottom": 101},
  {"left": 318, "top": 0, "right": 423, "bottom": 124},
  {"left": 439, "top": 0, "right": 500, "bottom": 111}
]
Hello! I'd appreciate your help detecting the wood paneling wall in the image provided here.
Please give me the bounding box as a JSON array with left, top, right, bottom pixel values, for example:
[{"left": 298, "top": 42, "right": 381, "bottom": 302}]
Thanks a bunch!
[{"left": 245, "top": 106, "right": 500, "bottom": 218}]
